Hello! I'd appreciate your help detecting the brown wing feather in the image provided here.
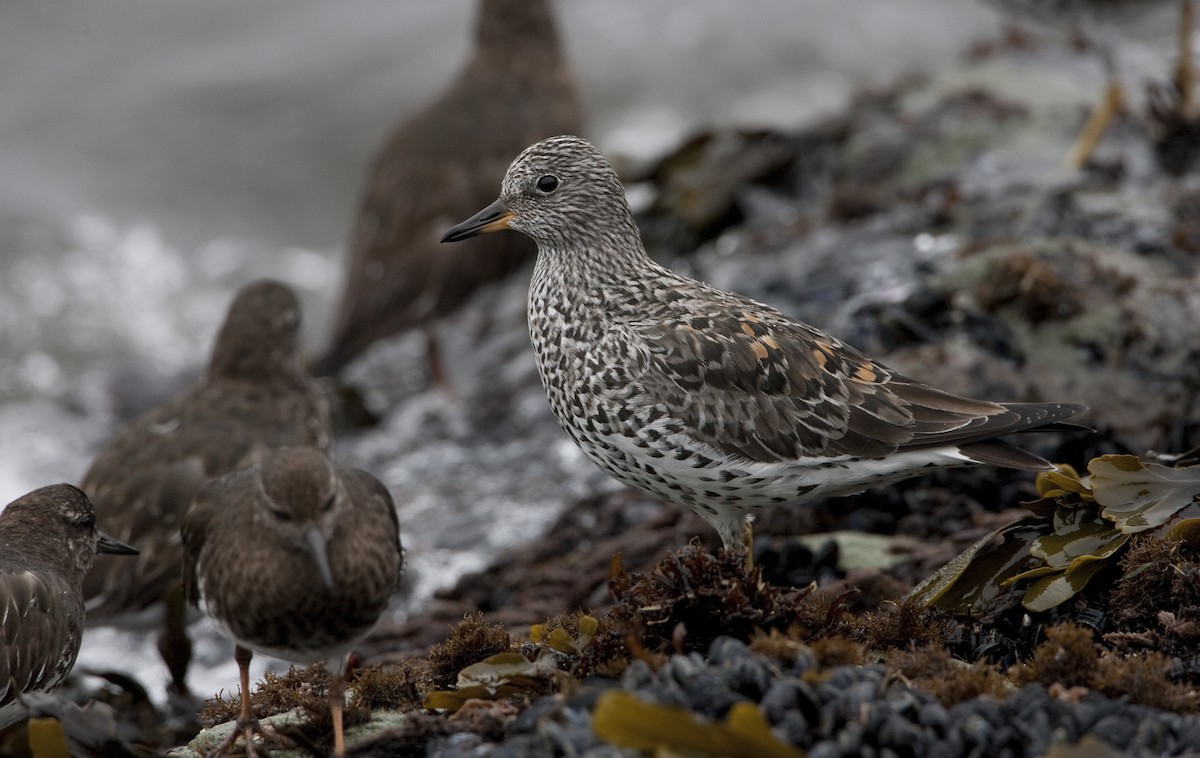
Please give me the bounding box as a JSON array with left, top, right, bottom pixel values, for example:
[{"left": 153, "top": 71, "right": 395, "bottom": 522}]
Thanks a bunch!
[
  {"left": 341, "top": 467, "right": 404, "bottom": 589},
  {"left": 0, "top": 571, "right": 76, "bottom": 704},
  {"left": 631, "top": 295, "right": 1082, "bottom": 465},
  {"left": 180, "top": 465, "right": 260, "bottom": 609}
]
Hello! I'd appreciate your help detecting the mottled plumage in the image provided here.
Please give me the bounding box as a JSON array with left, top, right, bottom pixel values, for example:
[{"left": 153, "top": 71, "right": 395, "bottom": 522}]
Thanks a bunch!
[
  {"left": 0, "top": 485, "right": 135, "bottom": 708},
  {"left": 443, "top": 136, "right": 1086, "bottom": 550},
  {"left": 81, "top": 279, "right": 331, "bottom": 692},
  {"left": 182, "top": 446, "right": 402, "bottom": 757},
  {"left": 313, "top": 0, "right": 582, "bottom": 375}
]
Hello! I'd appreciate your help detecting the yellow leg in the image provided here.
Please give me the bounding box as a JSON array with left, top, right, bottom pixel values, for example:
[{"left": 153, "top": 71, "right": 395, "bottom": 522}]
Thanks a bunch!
[
  {"left": 741, "top": 517, "right": 754, "bottom": 572},
  {"left": 330, "top": 672, "right": 346, "bottom": 757},
  {"left": 1066, "top": 81, "right": 1124, "bottom": 168},
  {"left": 158, "top": 578, "right": 193, "bottom": 696},
  {"left": 424, "top": 328, "right": 453, "bottom": 394},
  {"left": 203, "top": 645, "right": 259, "bottom": 757},
  {"left": 236, "top": 646, "right": 260, "bottom": 758}
]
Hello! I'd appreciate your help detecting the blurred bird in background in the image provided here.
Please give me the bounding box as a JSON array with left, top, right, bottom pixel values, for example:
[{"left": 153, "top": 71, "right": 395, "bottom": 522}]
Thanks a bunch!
[
  {"left": 313, "top": 0, "right": 584, "bottom": 382},
  {"left": 80, "top": 281, "right": 331, "bottom": 700}
]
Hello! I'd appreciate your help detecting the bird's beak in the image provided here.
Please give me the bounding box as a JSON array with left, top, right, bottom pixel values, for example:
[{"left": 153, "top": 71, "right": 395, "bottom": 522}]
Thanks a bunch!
[
  {"left": 441, "top": 198, "right": 513, "bottom": 242},
  {"left": 96, "top": 531, "right": 138, "bottom": 555},
  {"left": 304, "top": 526, "right": 336, "bottom": 589}
]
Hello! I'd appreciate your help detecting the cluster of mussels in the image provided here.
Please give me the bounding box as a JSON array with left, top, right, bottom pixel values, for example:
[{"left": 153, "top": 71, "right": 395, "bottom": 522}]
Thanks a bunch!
[{"left": 481, "top": 639, "right": 1200, "bottom": 758}]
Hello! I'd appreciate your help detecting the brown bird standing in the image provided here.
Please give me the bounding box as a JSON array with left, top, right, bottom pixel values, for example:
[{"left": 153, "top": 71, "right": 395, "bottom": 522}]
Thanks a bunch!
[
  {"left": 313, "top": 0, "right": 583, "bottom": 377},
  {"left": 81, "top": 280, "right": 331, "bottom": 697},
  {"left": 182, "top": 447, "right": 402, "bottom": 757},
  {"left": 0, "top": 485, "right": 136, "bottom": 719}
]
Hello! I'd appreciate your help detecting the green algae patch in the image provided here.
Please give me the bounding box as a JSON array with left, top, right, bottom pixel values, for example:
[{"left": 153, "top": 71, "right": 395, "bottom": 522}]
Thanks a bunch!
[{"left": 592, "top": 690, "right": 805, "bottom": 758}]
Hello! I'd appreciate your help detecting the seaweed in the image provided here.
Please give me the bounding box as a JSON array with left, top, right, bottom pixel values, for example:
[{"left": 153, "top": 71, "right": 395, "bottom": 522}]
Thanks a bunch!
[
  {"left": 425, "top": 612, "right": 513, "bottom": 690},
  {"left": 592, "top": 690, "right": 804, "bottom": 758},
  {"left": 577, "top": 546, "right": 833, "bottom": 677},
  {"left": 888, "top": 645, "right": 1010, "bottom": 707},
  {"left": 912, "top": 455, "right": 1200, "bottom": 615}
]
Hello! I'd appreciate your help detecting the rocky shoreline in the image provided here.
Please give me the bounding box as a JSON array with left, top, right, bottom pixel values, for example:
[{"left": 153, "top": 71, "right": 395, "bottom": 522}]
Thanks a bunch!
[{"left": 8, "top": 29, "right": 1200, "bottom": 757}]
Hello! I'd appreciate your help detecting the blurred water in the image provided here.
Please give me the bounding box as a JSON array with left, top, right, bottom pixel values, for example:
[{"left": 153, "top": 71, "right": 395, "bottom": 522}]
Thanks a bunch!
[
  {"left": 0, "top": 0, "right": 1019, "bottom": 708},
  {"left": 0, "top": 0, "right": 1003, "bottom": 484}
]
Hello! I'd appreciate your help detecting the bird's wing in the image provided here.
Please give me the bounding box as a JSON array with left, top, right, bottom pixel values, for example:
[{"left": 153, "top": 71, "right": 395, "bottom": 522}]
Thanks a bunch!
[
  {"left": 178, "top": 475, "right": 226, "bottom": 609},
  {"left": 343, "top": 468, "right": 404, "bottom": 589},
  {"left": 622, "top": 301, "right": 1051, "bottom": 465},
  {"left": 0, "top": 570, "right": 73, "bottom": 704},
  {"left": 82, "top": 455, "right": 208, "bottom": 614}
]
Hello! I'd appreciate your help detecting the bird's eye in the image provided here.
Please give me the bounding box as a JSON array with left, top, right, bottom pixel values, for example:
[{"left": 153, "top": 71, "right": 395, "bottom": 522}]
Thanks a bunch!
[
  {"left": 536, "top": 175, "right": 559, "bottom": 193},
  {"left": 322, "top": 494, "right": 336, "bottom": 512},
  {"left": 269, "top": 507, "right": 292, "bottom": 522}
]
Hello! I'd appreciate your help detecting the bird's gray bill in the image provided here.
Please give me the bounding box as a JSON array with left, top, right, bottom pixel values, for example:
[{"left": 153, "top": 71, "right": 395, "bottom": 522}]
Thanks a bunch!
[
  {"left": 304, "top": 526, "right": 336, "bottom": 588},
  {"left": 97, "top": 530, "right": 139, "bottom": 555},
  {"left": 441, "top": 198, "right": 513, "bottom": 242}
]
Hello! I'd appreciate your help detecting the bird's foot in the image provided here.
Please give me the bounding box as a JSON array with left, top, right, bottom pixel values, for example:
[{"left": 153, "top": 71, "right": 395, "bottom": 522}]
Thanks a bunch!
[
  {"left": 741, "top": 517, "right": 755, "bottom": 571},
  {"left": 203, "top": 716, "right": 288, "bottom": 758}
]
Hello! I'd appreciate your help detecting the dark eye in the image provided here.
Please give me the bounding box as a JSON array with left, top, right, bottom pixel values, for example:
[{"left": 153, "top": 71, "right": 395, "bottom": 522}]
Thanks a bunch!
[
  {"left": 269, "top": 506, "right": 292, "bottom": 522},
  {"left": 536, "top": 175, "right": 559, "bottom": 193},
  {"left": 322, "top": 494, "right": 336, "bottom": 512}
]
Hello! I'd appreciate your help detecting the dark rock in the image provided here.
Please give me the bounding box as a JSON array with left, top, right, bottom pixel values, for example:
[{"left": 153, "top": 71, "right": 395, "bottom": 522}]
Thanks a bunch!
[
  {"left": 809, "top": 742, "right": 842, "bottom": 758},
  {"left": 721, "top": 655, "right": 775, "bottom": 702},
  {"left": 706, "top": 636, "right": 750, "bottom": 666}
]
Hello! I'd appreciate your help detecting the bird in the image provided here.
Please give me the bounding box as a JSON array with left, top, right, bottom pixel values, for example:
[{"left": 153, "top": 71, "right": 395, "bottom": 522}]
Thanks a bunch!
[
  {"left": 983, "top": 0, "right": 1195, "bottom": 166},
  {"left": 442, "top": 135, "right": 1087, "bottom": 553},
  {"left": 81, "top": 279, "right": 331, "bottom": 697},
  {"left": 312, "top": 0, "right": 583, "bottom": 379},
  {"left": 0, "top": 485, "right": 137, "bottom": 713},
  {"left": 181, "top": 446, "right": 402, "bottom": 758}
]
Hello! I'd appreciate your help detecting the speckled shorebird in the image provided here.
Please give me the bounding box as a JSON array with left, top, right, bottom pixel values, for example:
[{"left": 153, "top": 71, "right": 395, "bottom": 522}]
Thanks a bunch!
[
  {"left": 0, "top": 485, "right": 136, "bottom": 711},
  {"left": 443, "top": 135, "right": 1086, "bottom": 553},
  {"left": 984, "top": 0, "right": 1194, "bottom": 165},
  {"left": 182, "top": 446, "right": 402, "bottom": 758},
  {"left": 82, "top": 279, "right": 331, "bottom": 696},
  {"left": 313, "top": 0, "right": 582, "bottom": 378}
]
